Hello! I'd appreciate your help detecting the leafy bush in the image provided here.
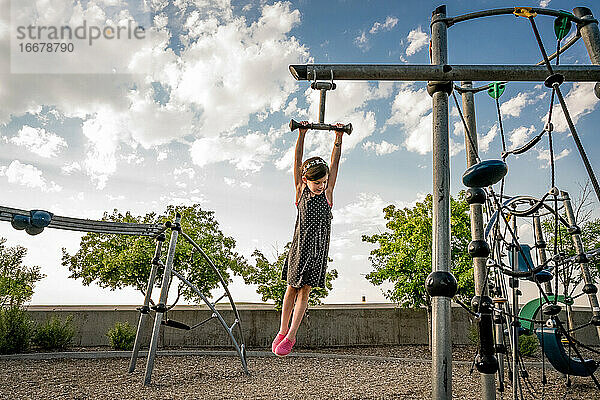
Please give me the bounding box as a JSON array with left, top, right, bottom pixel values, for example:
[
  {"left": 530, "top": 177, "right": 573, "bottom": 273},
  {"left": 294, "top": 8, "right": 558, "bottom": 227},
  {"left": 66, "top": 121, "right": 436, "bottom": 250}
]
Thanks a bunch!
[
  {"left": 107, "top": 321, "right": 136, "bottom": 350},
  {"left": 33, "top": 315, "right": 76, "bottom": 351},
  {"left": 0, "top": 306, "right": 33, "bottom": 354},
  {"left": 519, "top": 334, "right": 539, "bottom": 357}
]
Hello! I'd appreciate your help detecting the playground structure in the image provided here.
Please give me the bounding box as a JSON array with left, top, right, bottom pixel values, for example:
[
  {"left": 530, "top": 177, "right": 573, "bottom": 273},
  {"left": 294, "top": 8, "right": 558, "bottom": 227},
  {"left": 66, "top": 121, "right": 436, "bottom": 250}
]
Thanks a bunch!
[
  {"left": 1, "top": 3, "right": 600, "bottom": 400},
  {"left": 0, "top": 206, "right": 248, "bottom": 385},
  {"left": 289, "top": 4, "right": 600, "bottom": 400}
]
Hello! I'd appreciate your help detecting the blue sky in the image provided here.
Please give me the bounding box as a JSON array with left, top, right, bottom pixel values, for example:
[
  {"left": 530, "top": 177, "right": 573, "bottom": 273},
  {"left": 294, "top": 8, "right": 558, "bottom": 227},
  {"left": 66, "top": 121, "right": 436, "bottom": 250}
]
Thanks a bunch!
[{"left": 1, "top": 0, "right": 599, "bottom": 305}]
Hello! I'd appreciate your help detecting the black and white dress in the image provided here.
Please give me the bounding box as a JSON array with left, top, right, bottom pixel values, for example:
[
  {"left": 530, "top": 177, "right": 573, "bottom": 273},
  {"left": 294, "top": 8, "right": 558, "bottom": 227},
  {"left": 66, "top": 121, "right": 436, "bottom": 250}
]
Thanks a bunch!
[{"left": 282, "top": 185, "right": 333, "bottom": 288}]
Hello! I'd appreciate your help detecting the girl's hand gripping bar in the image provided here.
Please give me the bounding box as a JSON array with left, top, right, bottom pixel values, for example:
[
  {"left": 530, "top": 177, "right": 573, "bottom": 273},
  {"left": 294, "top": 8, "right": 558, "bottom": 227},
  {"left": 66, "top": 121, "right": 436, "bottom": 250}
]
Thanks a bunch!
[{"left": 289, "top": 119, "right": 352, "bottom": 135}]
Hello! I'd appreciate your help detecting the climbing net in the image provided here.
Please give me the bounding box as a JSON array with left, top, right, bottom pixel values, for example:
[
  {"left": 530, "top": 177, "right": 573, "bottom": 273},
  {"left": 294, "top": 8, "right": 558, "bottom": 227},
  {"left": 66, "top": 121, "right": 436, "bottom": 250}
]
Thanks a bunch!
[{"left": 452, "top": 8, "right": 600, "bottom": 398}]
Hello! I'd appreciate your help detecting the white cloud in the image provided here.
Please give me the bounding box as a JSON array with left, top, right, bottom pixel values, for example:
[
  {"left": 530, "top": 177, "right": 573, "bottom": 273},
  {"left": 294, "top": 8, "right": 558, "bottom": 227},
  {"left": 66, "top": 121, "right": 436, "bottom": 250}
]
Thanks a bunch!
[
  {"left": 479, "top": 124, "right": 498, "bottom": 153},
  {"left": 354, "top": 31, "right": 369, "bottom": 51},
  {"left": 363, "top": 140, "right": 399, "bottom": 155},
  {"left": 173, "top": 167, "right": 196, "bottom": 179},
  {"left": 406, "top": 27, "right": 429, "bottom": 56},
  {"left": 0, "top": 160, "right": 62, "bottom": 192},
  {"left": 539, "top": 0, "right": 551, "bottom": 7},
  {"left": 537, "top": 148, "right": 570, "bottom": 167},
  {"left": 156, "top": 151, "right": 168, "bottom": 162},
  {"left": 0, "top": 1, "right": 310, "bottom": 187},
  {"left": 190, "top": 132, "right": 273, "bottom": 172},
  {"left": 386, "top": 86, "right": 432, "bottom": 154},
  {"left": 509, "top": 125, "right": 536, "bottom": 149},
  {"left": 355, "top": 16, "right": 398, "bottom": 51},
  {"left": 10, "top": 126, "right": 67, "bottom": 158},
  {"left": 500, "top": 91, "right": 537, "bottom": 118},
  {"left": 333, "top": 192, "right": 425, "bottom": 229},
  {"left": 61, "top": 162, "right": 82, "bottom": 175},
  {"left": 545, "top": 82, "right": 599, "bottom": 132},
  {"left": 333, "top": 193, "right": 389, "bottom": 227},
  {"left": 224, "top": 177, "right": 252, "bottom": 189},
  {"left": 369, "top": 16, "right": 398, "bottom": 34}
]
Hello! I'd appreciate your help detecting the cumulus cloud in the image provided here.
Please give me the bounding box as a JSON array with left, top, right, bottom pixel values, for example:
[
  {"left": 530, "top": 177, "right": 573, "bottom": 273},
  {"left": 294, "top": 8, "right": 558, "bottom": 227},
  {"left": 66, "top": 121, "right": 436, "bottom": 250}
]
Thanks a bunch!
[
  {"left": 0, "top": 160, "right": 62, "bottom": 192},
  {"left": 479, "top": 124, "right": 498, "bottom": 153},
  {"left": 0, "top": 1, "right": 310, "bottom": 186},
  {"left": 386, "top": 86, "right": 432, "bottom": 154},
  {"left": 509, "top": 125, "right": 536, "bottom": 149},
  {"left": 539, "top": 0, "right": 551, "bottom": 7},
  {"left": 369, "top": 16, "right": 398, "bottom": 34},
  {"left": 61, "top": 162, "right": 82, "bottom": 175},
  {"left": 354, "top": 31, "right": 369, "bottom": 51},
  {"left": 537, "top": 148, "right": 570, "bottom": 167},
  {"left": 224, "top": 177, "right": 252, "bottom": 188},
  {"left": 363, "top": 140, "right": 399, "bottom": 155},
  {"left": 355, "top": 16, "right": 398, "bottom": 51},
  {"left": 545, "top": 82, "right": 599, "bottom": 132},
  {"left": 190, "top": 132, "right": 273, "bottom": 172},
  {"left": 333, "top": 192, "right": 426, "bottom": 228},
  {"left": 405, "top": 26, "right": 429, "bottom": 56},
  {"left": 500, "top": 91, "right": 537, "bottom": 118},
  {"left": 10, "top": 126, "right": 67, "bottom": 158}
]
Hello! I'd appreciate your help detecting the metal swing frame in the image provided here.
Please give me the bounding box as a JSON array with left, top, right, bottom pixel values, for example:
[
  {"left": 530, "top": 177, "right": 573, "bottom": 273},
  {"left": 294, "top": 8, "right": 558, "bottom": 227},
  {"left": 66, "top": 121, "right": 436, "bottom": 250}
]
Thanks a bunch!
[{"left": 0, "top": 206, "right": 249, "bottom": 385}]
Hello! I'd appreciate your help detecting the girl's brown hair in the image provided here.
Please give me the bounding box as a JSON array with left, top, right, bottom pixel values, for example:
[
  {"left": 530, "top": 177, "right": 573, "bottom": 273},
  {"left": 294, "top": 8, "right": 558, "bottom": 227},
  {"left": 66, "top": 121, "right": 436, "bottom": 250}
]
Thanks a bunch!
[{"left": 301, "top": 156, "right": 329, "bottom": 181}]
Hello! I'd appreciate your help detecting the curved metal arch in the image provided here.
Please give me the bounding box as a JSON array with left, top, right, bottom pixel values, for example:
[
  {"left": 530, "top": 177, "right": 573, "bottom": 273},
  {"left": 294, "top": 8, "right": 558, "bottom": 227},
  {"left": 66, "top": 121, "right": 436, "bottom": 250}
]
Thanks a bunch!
[
  {"left": 179, "top": 231, "right": 247, "bottom": 359},
  {"left": 442, "top": 8, "right": 594, "bottom": 27}
]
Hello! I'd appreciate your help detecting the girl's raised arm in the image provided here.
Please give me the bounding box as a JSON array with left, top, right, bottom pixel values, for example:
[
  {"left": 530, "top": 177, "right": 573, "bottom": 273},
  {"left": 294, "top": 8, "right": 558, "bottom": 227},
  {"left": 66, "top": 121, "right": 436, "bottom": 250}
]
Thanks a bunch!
[
  {"left": 326, "top": 128, "right": 344, "bottom": 204},
  {"left": 293, "top": 123, "right": 308, "bottom": 201}
]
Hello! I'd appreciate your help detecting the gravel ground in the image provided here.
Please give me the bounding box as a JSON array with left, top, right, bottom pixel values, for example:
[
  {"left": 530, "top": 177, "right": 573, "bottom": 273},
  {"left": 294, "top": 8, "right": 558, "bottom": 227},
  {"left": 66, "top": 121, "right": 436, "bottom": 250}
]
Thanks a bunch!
[{"left": 0, "top": 345, "right": 597, "bottom": 399}]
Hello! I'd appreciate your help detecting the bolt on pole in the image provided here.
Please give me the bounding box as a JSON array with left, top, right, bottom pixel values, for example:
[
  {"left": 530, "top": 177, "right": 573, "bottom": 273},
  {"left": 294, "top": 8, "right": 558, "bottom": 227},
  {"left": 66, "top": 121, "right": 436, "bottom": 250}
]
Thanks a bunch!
[{"left": 430, "top": 6, "right": 452, "bottom": 400}]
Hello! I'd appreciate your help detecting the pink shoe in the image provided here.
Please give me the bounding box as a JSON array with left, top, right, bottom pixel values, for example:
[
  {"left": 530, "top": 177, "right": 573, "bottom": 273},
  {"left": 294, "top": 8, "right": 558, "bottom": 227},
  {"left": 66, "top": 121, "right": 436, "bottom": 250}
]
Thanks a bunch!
[
  {"left": 271, "top": 333, "right": 287, "bottom": 353},
  {"left": 274, "top": 337, "right": 296, "bottom": 357}
]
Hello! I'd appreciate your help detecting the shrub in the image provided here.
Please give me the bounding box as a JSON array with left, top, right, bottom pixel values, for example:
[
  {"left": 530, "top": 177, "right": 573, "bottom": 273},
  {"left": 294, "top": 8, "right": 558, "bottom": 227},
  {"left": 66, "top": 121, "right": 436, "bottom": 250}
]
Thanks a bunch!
[
  {"left": 107, "top": 321, "right": 136, "bottom": 350},
  {"left": 33, "top": 315, "right": 76, "bottom": 351},
  {"left": 0, "top": 306, "right": 33, "bottom": 354},
  {"left": 519, "top": 334, "right": 539, "bottom": 357}
]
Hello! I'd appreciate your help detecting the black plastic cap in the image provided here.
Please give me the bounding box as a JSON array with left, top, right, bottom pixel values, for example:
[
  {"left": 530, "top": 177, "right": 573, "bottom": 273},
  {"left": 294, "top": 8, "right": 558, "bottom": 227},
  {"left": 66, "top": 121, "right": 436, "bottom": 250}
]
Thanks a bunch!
[
  {"left": 425, "top": 271, "right": 458, "bottom": 298},
  {"left": 465, "top": 188, "right": 486, "bottom": 204},
  {"left": 583, "top": 284, "right": 598, "bottom": 294},
  {"left": 469, "top": 240, "right": 490, "bottom": 258},
  {"left": 475, "top": 354, "right": 499, "bottom": 374}
]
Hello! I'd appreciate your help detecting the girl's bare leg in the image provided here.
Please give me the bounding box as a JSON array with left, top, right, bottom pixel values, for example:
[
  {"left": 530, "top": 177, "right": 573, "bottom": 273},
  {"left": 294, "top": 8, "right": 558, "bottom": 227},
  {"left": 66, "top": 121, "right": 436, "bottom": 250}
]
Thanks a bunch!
[
  {"left": 286, "top": 285, "right": 311, "bottom": 341},
  {"left": 279, "top": 285, "right": 298, "bottom": 334}
]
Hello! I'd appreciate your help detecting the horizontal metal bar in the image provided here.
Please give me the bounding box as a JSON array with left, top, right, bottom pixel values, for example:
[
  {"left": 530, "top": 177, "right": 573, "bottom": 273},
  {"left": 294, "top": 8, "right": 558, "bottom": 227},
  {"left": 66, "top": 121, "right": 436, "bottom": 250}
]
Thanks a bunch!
[
  {"left": 0, "top": 205, "right": 165, "bottom": 237},
  {"left": 289, "top": 64, "right": 600, "bottom": 82}
]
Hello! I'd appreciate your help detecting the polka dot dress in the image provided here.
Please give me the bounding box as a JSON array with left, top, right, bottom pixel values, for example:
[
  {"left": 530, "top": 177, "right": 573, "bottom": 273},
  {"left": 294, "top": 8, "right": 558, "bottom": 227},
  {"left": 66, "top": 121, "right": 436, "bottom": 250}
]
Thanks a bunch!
[{"left": 282, "top": 185, "right": 333, "bottom": 288}]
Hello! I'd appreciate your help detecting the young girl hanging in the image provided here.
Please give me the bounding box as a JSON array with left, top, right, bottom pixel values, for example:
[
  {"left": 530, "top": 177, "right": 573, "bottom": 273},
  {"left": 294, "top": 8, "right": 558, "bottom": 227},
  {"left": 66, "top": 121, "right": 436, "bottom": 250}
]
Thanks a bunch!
[{"left": 272, "top": 121, "right": 346, "bottom": 356}]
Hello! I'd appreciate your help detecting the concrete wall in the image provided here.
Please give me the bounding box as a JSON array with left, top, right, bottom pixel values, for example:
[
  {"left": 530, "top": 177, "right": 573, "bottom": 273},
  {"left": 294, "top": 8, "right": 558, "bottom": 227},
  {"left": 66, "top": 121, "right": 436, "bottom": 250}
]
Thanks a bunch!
[{"left": 25, "top": 304, "right": 598, "bottom": 349}]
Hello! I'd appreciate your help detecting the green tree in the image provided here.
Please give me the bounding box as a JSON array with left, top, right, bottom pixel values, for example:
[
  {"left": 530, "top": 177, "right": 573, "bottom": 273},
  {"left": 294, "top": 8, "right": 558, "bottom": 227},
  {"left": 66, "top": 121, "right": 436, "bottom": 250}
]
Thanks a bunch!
[
  {"left": 0, "top": 237, "right": 45, "bottom": 307},
  {"left": 62, "top": 204, "right": 248, "bottom": 302},
  {"left": 362, "top": 193, "right": 474, "bottom": 308},
  {"left": 235, "top": 244, "right": 338, "bottom": 310},
  {"left": 0, "top": 237, "right": 44, "bottom": 354}
]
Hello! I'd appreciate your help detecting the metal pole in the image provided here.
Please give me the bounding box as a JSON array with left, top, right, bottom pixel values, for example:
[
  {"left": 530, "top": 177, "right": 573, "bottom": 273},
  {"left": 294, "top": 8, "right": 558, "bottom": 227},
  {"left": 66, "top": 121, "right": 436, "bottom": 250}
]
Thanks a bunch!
[
  {"left": 573, "top": 7, "right": 600, "bottom": 65},
  {"left": 288, "top": 64, "right": 600, "bottom": 82},
  {"left": 318, "top": 89, "right": 327, "bottom": 123},
  {"left": 128, "top": 234, "right": 165, "bottom": 373},
  {"left": 144, "top": 214, "right": 181, "bottom": 386},
  {"left": 461, "top": 82, "right": 496, "bottom": 400},
  {"left": 561, "top": 191, "right": 600, "bottom": 340},
  {"left": 511, "top": 218, "right": 520, "bottom": 400},
  {"left": 430, "top": 6, "right": 452, "bottom": 400}
]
